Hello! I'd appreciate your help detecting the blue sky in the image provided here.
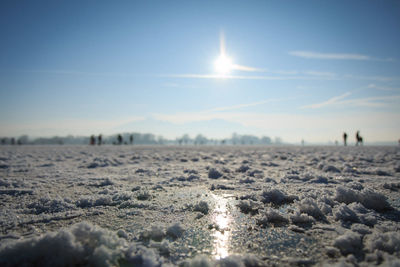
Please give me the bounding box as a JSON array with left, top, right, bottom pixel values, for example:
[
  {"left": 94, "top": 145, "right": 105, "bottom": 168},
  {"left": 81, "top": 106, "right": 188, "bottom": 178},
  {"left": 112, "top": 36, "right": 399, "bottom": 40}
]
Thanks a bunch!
[{"left": 1, "top": 0, "right": 399, "bottom": 143}]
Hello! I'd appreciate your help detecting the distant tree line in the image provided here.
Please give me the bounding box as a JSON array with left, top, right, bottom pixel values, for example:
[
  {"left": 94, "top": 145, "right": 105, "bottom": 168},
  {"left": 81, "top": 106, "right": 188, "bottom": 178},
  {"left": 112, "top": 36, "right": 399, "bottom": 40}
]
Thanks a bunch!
[
  {"left": 0, "top": 132, "right": 282, "bottom": 146},
  {"left": 176, "top": 133, "right": 280, "bottom": 145}
]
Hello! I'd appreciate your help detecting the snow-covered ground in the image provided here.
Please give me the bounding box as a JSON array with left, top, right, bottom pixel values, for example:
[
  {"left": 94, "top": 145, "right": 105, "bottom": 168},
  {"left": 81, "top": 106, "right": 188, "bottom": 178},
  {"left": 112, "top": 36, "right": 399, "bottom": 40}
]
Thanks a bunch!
[{"left": 0, "top": 145, "right": 399, "bottom": 266}]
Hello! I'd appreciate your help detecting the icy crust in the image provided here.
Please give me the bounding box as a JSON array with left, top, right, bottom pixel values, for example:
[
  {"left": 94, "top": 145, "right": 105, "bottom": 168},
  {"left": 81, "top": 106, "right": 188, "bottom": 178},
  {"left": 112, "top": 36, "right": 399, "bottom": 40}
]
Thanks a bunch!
[{"left": 0, "top": 145, "right": 400, "bottom": 266}]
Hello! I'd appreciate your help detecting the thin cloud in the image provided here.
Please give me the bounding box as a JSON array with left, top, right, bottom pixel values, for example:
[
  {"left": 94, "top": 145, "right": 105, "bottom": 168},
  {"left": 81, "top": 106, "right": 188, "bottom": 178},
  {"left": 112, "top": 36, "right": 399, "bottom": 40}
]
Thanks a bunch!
[
  {"left": 367, "top": 84, "right": 400, "bottom": 91},
  {"left": 159, "top": 73, "right": 336, "bottom": 81},
  {"left": 206, "top": 99, "right": 279, "bottom": 112},
  {"left": 302, "top": 92, "right": 400, "bottom": 109},
  {"left": 339, "top": 95, "right": 400, "bottom": 107},
  {"left": 302, "top": 92, "right": 352, "bottom": 109},
  {"left": 232, "top": 64, "right": 267, "bottom": 72},
  {"left": 289, "top": 51, "right": 393, "bottom": 61}
]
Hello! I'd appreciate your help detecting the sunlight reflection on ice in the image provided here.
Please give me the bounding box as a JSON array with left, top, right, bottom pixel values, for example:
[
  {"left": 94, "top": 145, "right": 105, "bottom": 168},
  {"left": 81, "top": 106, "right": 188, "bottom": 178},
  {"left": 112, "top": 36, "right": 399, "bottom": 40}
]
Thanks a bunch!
[{"left": 211, "top": 194, "right": 233, "bottom": 260}]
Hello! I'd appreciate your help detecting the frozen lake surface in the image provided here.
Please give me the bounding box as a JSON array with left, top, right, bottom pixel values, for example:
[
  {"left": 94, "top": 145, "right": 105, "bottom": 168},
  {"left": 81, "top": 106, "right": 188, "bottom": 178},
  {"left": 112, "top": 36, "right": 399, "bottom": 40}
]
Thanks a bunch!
[{"left": 0, "top": 145, "right": 399, "bottom": 266}]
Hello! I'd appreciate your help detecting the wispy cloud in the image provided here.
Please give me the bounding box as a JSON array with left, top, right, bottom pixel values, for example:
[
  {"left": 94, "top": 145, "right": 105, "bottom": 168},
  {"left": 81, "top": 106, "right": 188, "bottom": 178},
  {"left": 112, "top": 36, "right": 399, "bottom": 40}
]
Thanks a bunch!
[
  {"left": 367, "top": 84, "right": 400, "bottom": 91},
  {"left": 153, "top": 98, "right": 281, "bottom": 124},
  {"left": 206, "top": 99, "right": 280, "bottom": 112},
  {"left": 232, "top": 64, "right": 267, "bottom": 72},
  {"left": 302, "top": 92, "right": 352, "bottom": 109},
  {"left": 159, "top": 73, "right": 336, "bottom": 81},
  {"left": 289, "top": 51, "right": 394, "bottom": 61},
  {"left": 302, "top": 92, "right": 400, "bottom": 109}
]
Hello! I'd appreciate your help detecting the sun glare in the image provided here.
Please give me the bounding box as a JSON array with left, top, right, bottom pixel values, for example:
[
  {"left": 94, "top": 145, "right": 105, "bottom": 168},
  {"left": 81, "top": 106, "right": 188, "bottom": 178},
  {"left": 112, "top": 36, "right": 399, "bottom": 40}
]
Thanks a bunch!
[{"left": 214, "top": 54, "right": 233, "bottom": 75}]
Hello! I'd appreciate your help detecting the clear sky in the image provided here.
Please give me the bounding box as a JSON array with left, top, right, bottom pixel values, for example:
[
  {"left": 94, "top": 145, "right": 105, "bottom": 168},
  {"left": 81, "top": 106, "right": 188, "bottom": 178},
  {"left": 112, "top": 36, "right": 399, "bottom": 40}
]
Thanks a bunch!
[{"left": 1, "top": 0, "right": 399, "bottom": 143}]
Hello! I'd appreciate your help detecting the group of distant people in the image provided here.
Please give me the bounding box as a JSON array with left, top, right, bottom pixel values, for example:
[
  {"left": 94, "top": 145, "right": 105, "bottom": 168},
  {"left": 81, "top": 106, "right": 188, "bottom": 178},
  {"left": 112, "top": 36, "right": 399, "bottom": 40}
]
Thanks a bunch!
[
  {"left": 89, "top": 134, "right": 134, "bottom": 145},
  {"left": 342, "top": 131, "right": 363, "bottom": 146}
]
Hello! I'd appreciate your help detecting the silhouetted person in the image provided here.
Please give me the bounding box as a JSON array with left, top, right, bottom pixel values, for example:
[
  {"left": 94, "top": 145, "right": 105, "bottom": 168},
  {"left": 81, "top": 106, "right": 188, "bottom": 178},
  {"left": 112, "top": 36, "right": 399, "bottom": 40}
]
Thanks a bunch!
[
  {"left": 11, "top": 138, "right": 15, "bottom": 145},
  {"left": 117, "top": 134, "right": 123, "bottom": 145},
  {"left": 98, "top": 134, "right": 102, "bottom": 146},
  {"left": 356, "top": 131, "right": 363, "bottom": 146},
  {"left": 90, "top": 135, "right": 96, "bottom": 145},
  {"left": 130, "top": 135, "right": 133, "bottom": 145},
  {"left": 343, "top": 132, "right": 348, "bottom": 146},
  {"left": 1, "top": 138, "right": 5, "bottom": 145}
]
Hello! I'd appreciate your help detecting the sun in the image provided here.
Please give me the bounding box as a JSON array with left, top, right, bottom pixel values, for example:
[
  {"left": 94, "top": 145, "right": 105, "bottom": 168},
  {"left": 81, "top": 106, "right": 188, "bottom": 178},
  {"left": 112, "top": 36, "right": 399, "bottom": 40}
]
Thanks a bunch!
[{"left": 214, "top": 54, "right": 233, "bottom": 75}]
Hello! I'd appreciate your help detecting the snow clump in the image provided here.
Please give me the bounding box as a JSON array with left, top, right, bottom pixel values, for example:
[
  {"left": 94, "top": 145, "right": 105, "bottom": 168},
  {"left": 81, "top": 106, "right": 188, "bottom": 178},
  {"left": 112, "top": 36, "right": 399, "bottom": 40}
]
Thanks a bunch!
[
  {"left": 365, "top": 231, "right": 400, "bottom": 254},
  {"left": 208, "top": 168, "right": 222, "bottom": 179},
  {"left": 333, "top": 231, "right": 363, "bottom": 256},
  {"left": 335, "top": 186, "right": 392, "bottom": 212},
  {"left": 261, "top": 188, "right": 297, "bottom": 205},
  {"left": 0, "top": 221, "right": 163, "bottom": 267},
  {"left": 166, "top": 223, "right": 185, "bottom": 240},
  {"left": 193, "top": 201, "right": 209, "bottom": 215},
  {"left": 257, "top": 208, "right": 289, "bottom": 227}
]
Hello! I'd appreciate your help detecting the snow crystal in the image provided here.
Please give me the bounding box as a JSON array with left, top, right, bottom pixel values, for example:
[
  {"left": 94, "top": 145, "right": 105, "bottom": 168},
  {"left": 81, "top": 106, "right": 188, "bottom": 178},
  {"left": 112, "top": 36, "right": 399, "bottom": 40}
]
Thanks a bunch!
[
  {"left": 136, "top": 191, "right": 152, "bottom": 201},
  {"left": 76, "top": 196, "right": 113, "bottom": 208},
  {"left": 335, "top": 186, "right": 359, "bottom": 204},
  {"left": 27, "top": 197, "right": 74, "bottom": 214},
  {"left": 208, "top": 168, "right": 222, "bottom": 179},
  {"left": 350, "top": 224, "right": 371, "bottom": 236},
  {"left": 335, "top": 186, "right": 392, "bottom": 212},
  {"left": 365, "top": 231, "right": 400, "bottom": 254},
  {"left": 297, "top": 198, "right": 325, "bottom": 220},
  {"left": 261, "top": 188, "right": 297, "bottom": 205},
  {"left": 322, "top": 165, "right": 341, "bottom": 173},
  {"left": 193, "top": 201, "right": 209, "bottom": 215},
  {"left": 236, "top": 165, "right": 250, "bottom": 173},
  {"left": 257, "top": 208, "right": 289, "bottom": 226},
  {"left": 290, "top": 211, "right": 315, "bottom": 225},
  {"left": 359, "top": 189, "right": 392, "bottom": 212},
  {"left": 239, "top": 177, "right": 255, "bottom": 184},
  {"left": 166, "top": 223, "right": 185, "bottom": 240},
  {"left": 141, "top": 225, "right": 166, "bottom": 242},
  {"left": 333, "top": 204, "right": 360, "bottom": 223},
  {"left": 237, "top": 200, "right": 260, "bottom": 215},
  {"left": 383, "top": 182, "right": 400, "bottom": 191},
  {"left": 333, "top": 231, "right": 362, "bottom": 256}
]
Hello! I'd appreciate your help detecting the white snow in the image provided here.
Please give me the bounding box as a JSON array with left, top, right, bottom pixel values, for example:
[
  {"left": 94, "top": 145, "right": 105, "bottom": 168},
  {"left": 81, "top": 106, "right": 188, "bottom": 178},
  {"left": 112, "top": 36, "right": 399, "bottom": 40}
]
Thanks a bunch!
[{"left": 0, "top": 145, "right": 399, "bottom": 266}]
